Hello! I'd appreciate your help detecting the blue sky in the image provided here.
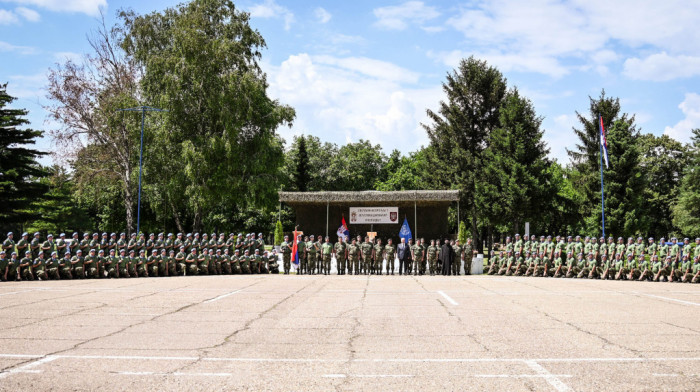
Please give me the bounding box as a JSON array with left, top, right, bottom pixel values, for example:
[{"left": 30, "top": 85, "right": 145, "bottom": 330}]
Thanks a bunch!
[{"left": 2, "top": 0, "right": 700, "bottom": 165}]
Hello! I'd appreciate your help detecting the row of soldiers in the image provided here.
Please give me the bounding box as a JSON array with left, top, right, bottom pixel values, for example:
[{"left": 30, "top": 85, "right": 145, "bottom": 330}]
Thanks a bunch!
[
  {"left": 486, "top": 234, "right": 700, "bottom": 283},
  {"left": 0, "top": 231, "right": 279, "bottom": 281},
  {"left": 278, "top": 235, "right": 475, "bottom": 276}
]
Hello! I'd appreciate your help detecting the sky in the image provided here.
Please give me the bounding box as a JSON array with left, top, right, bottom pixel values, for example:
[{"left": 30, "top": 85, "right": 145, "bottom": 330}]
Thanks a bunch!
[{"left": 2, "top": 0, "right": 700, "bottom": 166}]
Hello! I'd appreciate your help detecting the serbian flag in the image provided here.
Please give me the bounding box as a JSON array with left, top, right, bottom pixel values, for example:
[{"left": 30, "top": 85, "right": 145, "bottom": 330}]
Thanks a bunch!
[
  {"left": 291, "top": 228, "right": 300, "bottom": 265},
  {"left": 336, "top": 216, "right": 350, "bottom": 240},
  {"left": 599, "top": 115, "right": 609, "bottom": 169}
]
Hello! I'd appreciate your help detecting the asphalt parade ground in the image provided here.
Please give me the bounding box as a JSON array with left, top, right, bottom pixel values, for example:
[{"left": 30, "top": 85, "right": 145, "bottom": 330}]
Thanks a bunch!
[{"left": 0, "top": 274, "right": 699, "bottom": 391}]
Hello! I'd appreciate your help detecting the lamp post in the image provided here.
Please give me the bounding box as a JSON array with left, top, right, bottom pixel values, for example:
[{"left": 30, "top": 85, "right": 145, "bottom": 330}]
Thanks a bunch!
[{"left": 116, "top": 106, "right": 167, "bottom": 236}]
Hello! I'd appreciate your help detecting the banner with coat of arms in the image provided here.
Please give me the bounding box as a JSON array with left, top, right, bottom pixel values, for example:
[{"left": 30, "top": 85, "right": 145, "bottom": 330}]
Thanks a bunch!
[{"left": 348, "top": 207, "right": 399, "bottom": 224}]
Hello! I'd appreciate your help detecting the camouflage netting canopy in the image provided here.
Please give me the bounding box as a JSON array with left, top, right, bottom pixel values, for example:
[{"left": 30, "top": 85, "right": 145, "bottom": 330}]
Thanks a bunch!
[
  {"left": 279, "top": 190, "right": 460, "bottom": 240},
  {"left": 279, "top": 190, "right": 459, "bottom": 206}
]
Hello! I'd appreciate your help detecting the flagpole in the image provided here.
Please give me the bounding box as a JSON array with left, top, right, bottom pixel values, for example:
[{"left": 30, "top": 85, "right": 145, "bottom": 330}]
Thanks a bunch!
[{"left": 600, "top": 115, "right": 606, "bottom": 238}]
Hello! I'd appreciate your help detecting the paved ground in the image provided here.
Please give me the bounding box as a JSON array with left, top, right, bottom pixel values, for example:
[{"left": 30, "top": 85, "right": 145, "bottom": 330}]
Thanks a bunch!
[{"left": 0, "top": 274, "right": 698, "bottom": 391}]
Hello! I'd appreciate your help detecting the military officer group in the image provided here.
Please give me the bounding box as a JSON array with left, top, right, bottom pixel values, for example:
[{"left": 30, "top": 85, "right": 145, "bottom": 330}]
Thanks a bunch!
[{"left": 0, "top": 231, "right": 699, "bottom": 283}]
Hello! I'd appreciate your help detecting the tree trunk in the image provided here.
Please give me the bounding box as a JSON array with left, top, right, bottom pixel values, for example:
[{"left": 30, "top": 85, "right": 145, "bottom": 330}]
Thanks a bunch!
[
  {"left": 171, "top": 201, "right": 184, "bottom": 233},
  {"left": 123, "top": 167, "right": 134, "bottom": 235}
]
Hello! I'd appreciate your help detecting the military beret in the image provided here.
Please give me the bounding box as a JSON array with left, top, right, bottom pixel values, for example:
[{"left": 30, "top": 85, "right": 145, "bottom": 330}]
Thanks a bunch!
[
  {"left": 76, "top": 250, "right": 82, "bottom": 254},
  {"left": 98, "top": 250, "right": 104, "bottom": 254},
  {"left": 22, "top": 232, "right": 28, "bottom": 237},
  {"left": 34, "top": 232, "right": 40, "bottom": 236},
  {"left": 60, "top": 233, "right": 66, "bottom": 237},
  {"left": 25, "top": 250, "right": 31, "bottom": 254}
]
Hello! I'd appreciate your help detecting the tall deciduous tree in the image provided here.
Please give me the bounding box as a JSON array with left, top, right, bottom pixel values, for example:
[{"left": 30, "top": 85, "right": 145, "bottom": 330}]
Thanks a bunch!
[
  {"left": 638, "top": 134, "right": 689, "bottom": 238},
  {"left": 46, "top": 18, "right": 142, "bottom": 233},
  {"left": 672, "top": 129, "right": 700, "bottom": 237},
  {"left": 121, "top": 0, "right": 295, "bottom": 231},
  {"left": 0, "top": 83, "right": 49, "bottom": 232},
  {"left": 423, "top": 56, "right": 507, "bottom": 250}
]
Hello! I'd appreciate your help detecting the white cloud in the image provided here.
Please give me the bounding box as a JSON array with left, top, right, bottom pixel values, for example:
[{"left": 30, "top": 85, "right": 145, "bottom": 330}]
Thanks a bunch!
[
  {"left": 248, "top": 0, "right": 294, "bottom": 30},
  {"left": 14, "top": 6, "right": 38, "bottom": 21},
  {"left": 664, "top": 93, "right": 700, "bottom": 143},
  {"left": 264, "top": 53, "right": 440, "bottom": 154},
  {"left": 314, "top": 7, "right": 330, "bottom": 24},
  {"left": 443, "top": 0, "right": 700, "bottom": 78},
  {"left": 623, "top": 52, "right": 700, "bottom": 81},
  {"left": 373, "top": 1, "right": 439, "bottom": 30},
  {"left": 431, "top": 49, "right": 569, "bottom": 78},
  {"left": 0, "top": 40, "right": 37, "bottom": 54},
  {"left": 543, "top": 114, "right": 577, "bottom": 163},
  {"left": 0, "top": 9, "right": 19, "bottom": 24},
  {"left": 0, "top": 0, "right": 106, "bottom": 16},
  {"left": 313, "top": 55, "right": 420, "bottom": 84}
]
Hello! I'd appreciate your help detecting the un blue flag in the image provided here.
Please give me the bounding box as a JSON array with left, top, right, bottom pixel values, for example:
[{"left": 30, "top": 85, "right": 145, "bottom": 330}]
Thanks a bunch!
[{"left": 399, "top": 218, "right": 412, "bottom": 242}]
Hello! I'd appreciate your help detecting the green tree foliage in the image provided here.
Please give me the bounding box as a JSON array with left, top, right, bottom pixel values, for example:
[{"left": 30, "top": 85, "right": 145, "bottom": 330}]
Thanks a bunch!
[
  {"left": 121, "top": 0, "right": 295, "bottom": 230},
  {"left": 457, "top": 221, "right": 468, "bottom": 244},
  {"left": 672, "top": 129, "right": 700, "bottom": 237},
  {"left": 567, "top": 91, "right": 629, "bottom": 228},
  {"left": 480, "top": 89, "right": 552, "bottom": 233},
  {"left": 293, "top": 135, "right": 310, "bottom": 192},
  {"left": 376, "top": 148, "right": 431, "bottom": 191},
  {"left": 593, "top": 119, "right": 646, "bottom": 237},
  {"left": 0, "top": 83, "right": 48, "bottom": 232},
  {"left": 638, "top": 134, "right": 689, "bottom": 238},
  {"left": 46, "top": 19, "right": 142, "bottom": 233},
  {"left": 283, "top": 135, "right": 337, "bottom": 191},
  {"left": 541, "top": 163, "right": 585, "bottom": 235},
  {"left": 25, "top": 166, "right": 92, "bottom": 234},
  {"left": 423, "top": 56, "right": 507, "bottom": 249},
  {"left": 330, "top": 140, "right": 387, "bottom": 191},
  {"left": 274, "top": 220, "right": 283, "bottom": 245}
]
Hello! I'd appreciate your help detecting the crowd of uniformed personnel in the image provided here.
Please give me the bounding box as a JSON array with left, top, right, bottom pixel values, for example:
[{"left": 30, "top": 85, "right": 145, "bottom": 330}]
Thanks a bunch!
[
  {"left": 0, "top": 231, "right": 280, "bottom": 281},
  {"left": 486, "top": 234, "right": 700, "bottom": 283},
  {"left": 278, "top": 234, "right": 475, "bottom": 276}
]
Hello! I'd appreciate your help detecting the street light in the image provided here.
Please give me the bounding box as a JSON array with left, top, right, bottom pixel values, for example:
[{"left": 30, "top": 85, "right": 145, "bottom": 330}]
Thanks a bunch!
[{"left": 116, "top": 105, "right": 167, "bottom": 236}]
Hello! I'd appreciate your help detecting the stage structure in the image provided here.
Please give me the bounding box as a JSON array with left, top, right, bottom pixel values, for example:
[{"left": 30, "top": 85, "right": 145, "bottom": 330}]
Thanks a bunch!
[{"left": 279, "top": 190, "right": 460, "bottom": 240}]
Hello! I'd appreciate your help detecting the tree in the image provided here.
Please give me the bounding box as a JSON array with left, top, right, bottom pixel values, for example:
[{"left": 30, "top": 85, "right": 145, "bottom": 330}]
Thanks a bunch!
[
  {"left": 567, "top": 90, "right": 631, "bottom": 232},
  {"left": 0, "top": 83, "right": 49, "bottom": 232},
  {"left": 274, "top": 220, "right": 283, "bottom": 246},
  {"left": 293, "top": 135, "right": 310, "bottom": 192},
  {"left": 638, "top": 133, "right": 689, "bottom": 238},
  {"left": 46, "top": 17, "right": 142, "bottom": 233},
  {"left": 423, "top": 56, "right": 508, "bottom": 250},
  {"left": 672, "top": 129, "right": 700, "bottom": 237},
  {"left": 479, "top": 89, "right": 551, "bottom": 235},
  {"left": 330, "top": 140, "right": 388, "bottom": 191},
  {"left": 375, "top": 148, "right": 432, "bottom": 191},
  {"left": 25, "top": 166, "right": 92, "bottom": 234},
  {"left": 121, "top": 0, "right": 295, "bottom": 231},
  {"left": 592, "top": 119, "right": 646, "bottom": 236}
]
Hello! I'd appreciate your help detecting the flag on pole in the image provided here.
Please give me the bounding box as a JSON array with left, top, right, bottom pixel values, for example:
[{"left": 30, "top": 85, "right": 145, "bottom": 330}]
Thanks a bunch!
[
  {"left": 599, "top": 115, "right": 610, "bottom": 169},
  {"left": 336, "top": 216, "right": 350, "bottom": 240},
  {"left": 291, "top": 228, "right": 300, "bottom": 265},
  {"left": 399, "top": 217, "right": 412, "bottom": 242}
]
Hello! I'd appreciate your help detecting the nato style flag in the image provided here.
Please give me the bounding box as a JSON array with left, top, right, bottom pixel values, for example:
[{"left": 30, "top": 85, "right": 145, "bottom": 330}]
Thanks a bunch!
[
  {"left": 399, "top": 217, "right": 412, "bottom": 242},
  {"left": 337, "top": 216, "right": 350, "bottom": 240},
  {"left": 599, "top": 115, "right": 610, "bottom": 169}
]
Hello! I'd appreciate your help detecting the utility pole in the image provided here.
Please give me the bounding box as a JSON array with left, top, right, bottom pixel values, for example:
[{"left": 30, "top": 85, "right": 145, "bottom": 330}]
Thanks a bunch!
[{"left": 117, "top": 106, "right": 167, "bottom": 236}]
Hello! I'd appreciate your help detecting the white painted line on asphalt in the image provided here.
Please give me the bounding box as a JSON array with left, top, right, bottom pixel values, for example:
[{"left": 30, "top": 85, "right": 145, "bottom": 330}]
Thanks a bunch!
[
  {"left": 525, "top": 360, "right": 573, "bottom": 392},
  {"left": 437, "top": 290, "right": 458, "bottom": 305},
  {"left": 0, "top": 355, "right": 58, "bottom": 379},
  {"left": 3, "top": 353, "right": 700, "bottom": 365},
  {"left": 637, "top": 293, "right": 700, "bottom": 307},
  {"left": 173, "top": 372, "right": 230, "bottom": 377},
  {"left": 322, "top": 374, "right": 413, "bottom": 378},
  {"left": 204, "top": 289, "right": 243, "bottom": 303},
  {"left": 474, "top": 374, "right": 573, "bottom": 378}
]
